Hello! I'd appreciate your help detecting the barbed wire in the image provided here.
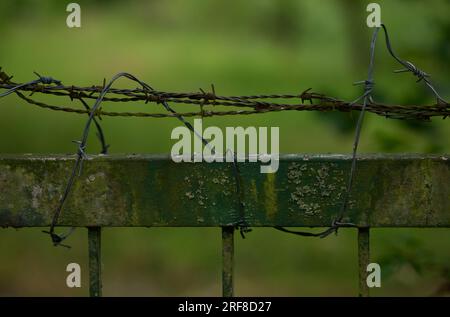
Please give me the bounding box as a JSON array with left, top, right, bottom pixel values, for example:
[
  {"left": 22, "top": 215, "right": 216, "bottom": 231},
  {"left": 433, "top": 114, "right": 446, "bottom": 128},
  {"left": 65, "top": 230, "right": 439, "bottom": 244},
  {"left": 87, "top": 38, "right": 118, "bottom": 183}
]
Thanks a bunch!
[
  {"left": 275, "top": 23, "right": 448, "bottom": 238},
  {"left": 0, "top": 73, "right": 448, "bottom": 121},
  {"left": 0, "top": 23, "right": 448, "bottom": 247},
  {"left": 275, "top": 26, "right": 381, "bottom": 238}
]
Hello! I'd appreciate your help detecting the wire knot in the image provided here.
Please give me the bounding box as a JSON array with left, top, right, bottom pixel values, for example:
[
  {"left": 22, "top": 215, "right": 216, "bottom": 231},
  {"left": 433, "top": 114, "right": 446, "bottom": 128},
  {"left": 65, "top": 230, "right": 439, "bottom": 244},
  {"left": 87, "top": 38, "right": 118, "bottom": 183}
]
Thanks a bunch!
[
  {"left": 0, "top": 69, "right": 13, "bottom": 83},
  {"left": 145, "top": 93, "right": 165, "bottom": 104},
  {"left": 300, "top": 88, "right": 313, "bottom": 104},
  {"left": 42, "top": 230, "right": 71, "bottom": 248},
  {"left": 72, "top": 140, "right": 87, "bottom": 160},
  {"left": 199, "top": 84, "right": 216, "bottom": 104},
  {"left": 394, "top": 61, "right": 429, "bottom": 82},
  {"left": 69, "top": 85, "right": 81, "bottom": 101},
  {"left": 34, "top": 71, "right": 62, "bottom": 85},
  {"left": 354, "top": 80, "right": 375, "bottom": 92},
  {"left": 239, "top": 225, "right": 252, "bottom": 239}
]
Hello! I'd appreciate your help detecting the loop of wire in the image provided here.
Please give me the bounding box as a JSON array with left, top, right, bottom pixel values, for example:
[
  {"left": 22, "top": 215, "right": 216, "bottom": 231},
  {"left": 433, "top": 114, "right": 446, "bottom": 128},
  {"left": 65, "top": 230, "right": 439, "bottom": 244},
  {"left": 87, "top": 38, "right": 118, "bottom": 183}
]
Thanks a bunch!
[
  {"left": 0, "top": 24, "right": 448, "bottom": 246},
  {"left": 274, "top": 24, "right": 447, "bottom": 238},
  {"left": 37, "top": 72, "right": 250, "bottom": 246}
]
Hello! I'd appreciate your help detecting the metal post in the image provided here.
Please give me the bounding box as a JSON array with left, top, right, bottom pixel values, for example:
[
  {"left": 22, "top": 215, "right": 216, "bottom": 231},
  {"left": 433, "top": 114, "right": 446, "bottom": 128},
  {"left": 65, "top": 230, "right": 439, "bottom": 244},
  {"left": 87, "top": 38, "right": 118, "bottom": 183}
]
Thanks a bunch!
[
  {"left": 222, "top": 226, "right": 234, "bottom": 297},
  {"left": 358, "top": 227, "right": 370, "bottom": 297},
  {"left": 88, "top": 227, "right": 102, "bottom": 297}
]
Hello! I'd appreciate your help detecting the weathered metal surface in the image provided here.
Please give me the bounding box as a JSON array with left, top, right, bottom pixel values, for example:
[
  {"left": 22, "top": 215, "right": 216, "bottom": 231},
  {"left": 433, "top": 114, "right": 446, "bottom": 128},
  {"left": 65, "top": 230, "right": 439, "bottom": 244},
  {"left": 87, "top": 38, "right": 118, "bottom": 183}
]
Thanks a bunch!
[
  {"left": 0, "top": 154, "right": 448, "bottom": 227},
  {"left": 358, "top": 228, "right": 370, "bottom": 297},
  {"left": 222, "top": 226, "right": 234, "bottom": 297},
  {"left": 88, "top": 227, "right": 102, "bottom": 297}
]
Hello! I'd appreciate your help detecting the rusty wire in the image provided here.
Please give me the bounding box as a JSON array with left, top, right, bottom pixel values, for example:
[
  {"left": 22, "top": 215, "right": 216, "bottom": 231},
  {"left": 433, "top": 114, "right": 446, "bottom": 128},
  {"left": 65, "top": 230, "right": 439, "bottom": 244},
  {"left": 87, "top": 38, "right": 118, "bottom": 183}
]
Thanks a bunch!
[
  {"left": 0, "top": 23, "right": 449, "bottom": 247},
  {"left": 0, "top": 74, "right": 448, "bottom": 121},
  {"left": 275, "top": 23, "right": 448, "bottom": 238},
  {"left": 275, "top": 26, "right": 381, "bottom": 238}
]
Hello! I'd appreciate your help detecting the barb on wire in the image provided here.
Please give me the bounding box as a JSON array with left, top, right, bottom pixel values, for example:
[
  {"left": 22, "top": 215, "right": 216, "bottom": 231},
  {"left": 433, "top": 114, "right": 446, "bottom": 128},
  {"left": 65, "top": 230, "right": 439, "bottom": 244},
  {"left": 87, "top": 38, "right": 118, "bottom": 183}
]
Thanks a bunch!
[
  {"left": 42, "top": 72, "right": 251, "bottom": 246},
  {"left": 226, "top": 149, "right": 252, "bottom": 238},
  {"left": 380, "top": 24, "right": 449, "bottom": 106},
  {"left": 43, "top": 96, "right": 110, "bottom": 247},
  {"left": 45, "top": 72, "right": 155, "bottom": 246},
  {"left": 0, "top": 70, "right": 448, "bottom": 121},
  {"left": 275, "top": 26, "right": 380, "bottom": 238},
  {"left": 274, "top": 24, "right": 448, "bottom": 239},
  {"left": 0, "top": 23, "right": 448, "bottom": 245},
  {"left": 0, "top": 70, "right": 110, "bottom": 247},
  {"left": 44, "top": 97, "right": 109, "bottom": 246},
  {"left": 0, "top": 70, "right": 61, "bottom": 98}
]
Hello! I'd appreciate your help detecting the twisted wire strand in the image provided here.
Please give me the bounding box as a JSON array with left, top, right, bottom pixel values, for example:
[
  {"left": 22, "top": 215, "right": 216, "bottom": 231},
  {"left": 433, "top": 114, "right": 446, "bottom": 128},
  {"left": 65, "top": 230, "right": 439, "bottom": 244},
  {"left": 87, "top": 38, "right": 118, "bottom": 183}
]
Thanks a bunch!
[
  {"left": 42, "top": 97, "right": 110, "bottom": 247},
  {"left": 46, "top": 72, "right": 154, "bottom": 246},
  {"left": 0, "top": 69, "right": 448, "bottom": 121},
  {"left": 42, "top": 72, "right": 250, "bottom": 246},
  {"left": 0, "top": 71, "right": 62, "bottom": 98},
  {"left": 380, "top": 24, "right": 448, "bottom": 106},
  {"left": 274, "top": 27, "right": 381, "bottom": 238},
  {"left": 43, "top": 97, "right": 110, "bottom": 247},
  {"left": 0, "top": 72, "right": 111, "bottom": 247},
  {"left": 0, "top": 23, "right": 449, "bottom": 245},
  {"left": 0, "top": 80, "right": 447, "bottom": 120},
  {"left": 274, "top": 24, "right": 449, "bottom": 238}
]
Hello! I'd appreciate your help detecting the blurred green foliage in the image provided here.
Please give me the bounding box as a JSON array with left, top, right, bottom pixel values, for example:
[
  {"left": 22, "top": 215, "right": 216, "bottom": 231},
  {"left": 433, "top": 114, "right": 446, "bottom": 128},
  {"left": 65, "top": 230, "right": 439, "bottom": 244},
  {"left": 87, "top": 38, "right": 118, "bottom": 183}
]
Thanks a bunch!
[{"left": 0, "top": 0, "right": 449, "bottom": 296}]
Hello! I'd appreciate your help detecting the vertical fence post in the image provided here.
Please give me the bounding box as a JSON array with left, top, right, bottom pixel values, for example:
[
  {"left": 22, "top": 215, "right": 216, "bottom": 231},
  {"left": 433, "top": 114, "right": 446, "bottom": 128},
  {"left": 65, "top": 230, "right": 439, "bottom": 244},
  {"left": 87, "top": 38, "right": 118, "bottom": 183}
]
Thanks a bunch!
[
  {"left": 88, "top": 227, "right": 102, "bottom": 297},
  {"left": 222, "top": 226, "right": 234, "bottom": 297},
  {"left": 358, "top": 227, "right": 370, "bottom": 297}
]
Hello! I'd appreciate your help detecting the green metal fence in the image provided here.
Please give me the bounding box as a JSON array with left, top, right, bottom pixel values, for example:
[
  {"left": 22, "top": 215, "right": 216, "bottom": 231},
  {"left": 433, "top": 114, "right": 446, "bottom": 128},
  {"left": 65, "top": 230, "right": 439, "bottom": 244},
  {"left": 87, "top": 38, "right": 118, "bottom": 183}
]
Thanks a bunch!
[{"left": 0, "top": 154, "right": 449, "bottom": 296}]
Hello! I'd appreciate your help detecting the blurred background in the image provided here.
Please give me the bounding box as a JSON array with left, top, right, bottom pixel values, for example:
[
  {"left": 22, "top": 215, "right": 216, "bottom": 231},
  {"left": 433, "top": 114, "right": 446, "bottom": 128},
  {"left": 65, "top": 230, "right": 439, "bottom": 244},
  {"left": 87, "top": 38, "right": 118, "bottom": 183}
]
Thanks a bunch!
[{"left": 0, "top": 0, "right": 449, "bottom": 296}]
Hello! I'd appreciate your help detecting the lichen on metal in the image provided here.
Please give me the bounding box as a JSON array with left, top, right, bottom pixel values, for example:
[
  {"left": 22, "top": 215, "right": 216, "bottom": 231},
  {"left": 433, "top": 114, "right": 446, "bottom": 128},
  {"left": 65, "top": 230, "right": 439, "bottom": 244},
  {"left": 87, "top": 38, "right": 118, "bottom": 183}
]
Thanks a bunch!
[{"left": 0, "top": 154, "right": 448, "bottom": 228}]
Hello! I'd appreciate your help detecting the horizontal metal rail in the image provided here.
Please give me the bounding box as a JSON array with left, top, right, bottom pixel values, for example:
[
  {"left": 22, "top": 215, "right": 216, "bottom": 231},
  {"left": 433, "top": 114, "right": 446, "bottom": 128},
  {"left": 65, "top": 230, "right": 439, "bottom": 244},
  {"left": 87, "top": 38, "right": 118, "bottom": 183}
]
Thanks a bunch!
[
  {"left": 1, "top": 153, "right": 449, "bottom": 297},
  {"left": 0, "top": 154, "right": 448, "bottom": 228}
]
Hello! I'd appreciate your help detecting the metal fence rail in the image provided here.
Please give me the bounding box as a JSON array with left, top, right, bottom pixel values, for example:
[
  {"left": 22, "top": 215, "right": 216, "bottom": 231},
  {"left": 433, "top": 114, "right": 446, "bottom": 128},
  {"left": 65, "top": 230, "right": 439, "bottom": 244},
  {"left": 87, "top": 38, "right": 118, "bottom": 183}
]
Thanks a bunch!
[{"left": 0, "top": 154, "right": 449, "bottom": 296}]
